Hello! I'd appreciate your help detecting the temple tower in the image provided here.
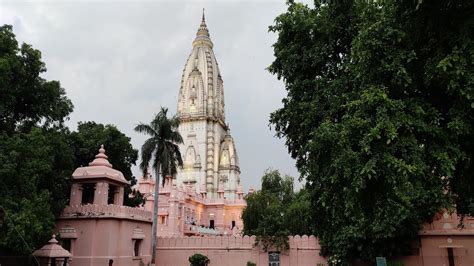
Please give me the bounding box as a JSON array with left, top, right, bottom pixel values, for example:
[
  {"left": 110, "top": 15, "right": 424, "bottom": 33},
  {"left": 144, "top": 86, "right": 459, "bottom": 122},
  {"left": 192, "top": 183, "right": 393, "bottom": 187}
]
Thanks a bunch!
[{"left": 176, "top": 12, "right": 241, "bottom": 199}]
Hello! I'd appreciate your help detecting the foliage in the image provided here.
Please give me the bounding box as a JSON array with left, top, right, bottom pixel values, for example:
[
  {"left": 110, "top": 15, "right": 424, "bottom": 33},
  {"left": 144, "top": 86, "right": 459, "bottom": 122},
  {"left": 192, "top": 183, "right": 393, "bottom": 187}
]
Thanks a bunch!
[
  {"left": 135, "top": 107, "right": 184, "bottom": 181},
  {"left": 0, "top": 25, "right": 75, "bottom": 255},
  {"left": 69, "top": 121, "right": 143, "bottom": 207},
  {"left": 188, "top": 253, "right": 209, "bottom": 266},
  {"left": 0, "top": 129, "right": 74, "bottom": 254},
  {"left": 269, "top": 0, "right": 473, "bottom": 261},
  {"left": 387, "top": 261, "right": 404, "bottom": 266},
  {"left": 0, "top": 25, "right": 73, "bottom": 134},
  {"left": 242, "top": 169, "right": 311, "bottom": 251},
  {"left": 246, "top": 262, "right": 256, "bottom": 266}
]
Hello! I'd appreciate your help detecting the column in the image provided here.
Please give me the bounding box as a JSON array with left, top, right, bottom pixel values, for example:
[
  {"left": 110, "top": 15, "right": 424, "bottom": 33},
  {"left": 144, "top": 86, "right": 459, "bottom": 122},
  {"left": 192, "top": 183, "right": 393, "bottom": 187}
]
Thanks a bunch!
[
  {"left": 69, "top": 183, "right": 83, "bottom": 206},
  {"left": 114, "top": 186, "right": 124, "bottom": 206},
  {"left": 93, "top": 182, "right": 108, "bottom": 205}
]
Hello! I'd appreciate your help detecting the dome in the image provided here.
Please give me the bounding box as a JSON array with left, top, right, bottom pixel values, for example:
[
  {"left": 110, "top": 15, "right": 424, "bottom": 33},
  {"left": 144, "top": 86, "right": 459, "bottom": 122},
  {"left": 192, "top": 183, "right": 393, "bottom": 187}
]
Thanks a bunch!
[{"left": 72, "top": 145, "right": 129, "bottom": 185}]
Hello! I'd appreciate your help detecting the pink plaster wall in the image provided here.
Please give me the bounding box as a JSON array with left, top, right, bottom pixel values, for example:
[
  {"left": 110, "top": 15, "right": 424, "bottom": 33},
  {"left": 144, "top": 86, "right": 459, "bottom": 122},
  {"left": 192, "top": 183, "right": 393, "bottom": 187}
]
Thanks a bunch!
[
  {"left": 56, "top": 204, "right": 153, "bottom": 266},
  {"left": 156, "top": 223, "right": 474, "bottom": 266},
  {"left": 156, "top": 235, "right": 326, "bottom": 266}
]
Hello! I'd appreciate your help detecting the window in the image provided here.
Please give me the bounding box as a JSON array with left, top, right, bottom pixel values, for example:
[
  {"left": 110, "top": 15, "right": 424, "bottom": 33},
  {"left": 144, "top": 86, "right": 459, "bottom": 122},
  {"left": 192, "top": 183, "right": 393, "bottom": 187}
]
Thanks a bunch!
[
  {"left": 209, "top": 219, "right": 215, "bottom": 229},
  {"left": 447, "top": 248, "right": 455, "bottom": 266},
  {"left": 269, "top": 252, "right": 280, "bottom": 266},
  {"left": 231, "top": 220, "right": 236, "bottom": 229},
  {"left": 81, "top": 184, "right": 95, "bottom": 204},
  {"left": 134, "top": 239, "right": 141, "bottom": 256},
  {"left": 61, "top": 238, "right": 71, "bottom": 252}
]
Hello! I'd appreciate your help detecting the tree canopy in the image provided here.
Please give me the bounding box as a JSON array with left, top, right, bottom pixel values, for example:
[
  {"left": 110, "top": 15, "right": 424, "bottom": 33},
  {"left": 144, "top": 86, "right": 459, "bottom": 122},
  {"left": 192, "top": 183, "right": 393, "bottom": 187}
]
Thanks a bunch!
[
  {"left": 242, "top": 169, "right": 311, "bottom": 251},
  {"left": 0, "top": 24, "right": 144, "bottom": 255},
  {"left": 0, "top": 25, "right": 73, "bottom": 134},
  {"left": 0, "top": 25, "right": 74, "bottom": 255},
  {"left": 269, "top": 0, "right": 473, "bottom": 261}
]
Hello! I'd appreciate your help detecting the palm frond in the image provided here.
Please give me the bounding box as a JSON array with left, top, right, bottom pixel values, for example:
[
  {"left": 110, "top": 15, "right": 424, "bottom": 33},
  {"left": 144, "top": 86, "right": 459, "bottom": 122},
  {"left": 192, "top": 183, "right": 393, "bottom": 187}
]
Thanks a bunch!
[
  {"left": 139, "top": 137, "right": 156, "bottom": 176},
  {"left": 134, "top": 123, "right": 158, "bottom": 137}
]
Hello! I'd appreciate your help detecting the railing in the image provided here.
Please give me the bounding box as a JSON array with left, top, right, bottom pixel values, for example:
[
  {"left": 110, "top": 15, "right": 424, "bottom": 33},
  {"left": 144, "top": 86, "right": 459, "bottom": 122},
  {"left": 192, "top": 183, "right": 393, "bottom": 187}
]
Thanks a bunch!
[
  {"left": 60, "top": 204, "right": 153, "bottom": 222},
  {"left": 183, "top": 224, "right": 220, "bottom": 236}
]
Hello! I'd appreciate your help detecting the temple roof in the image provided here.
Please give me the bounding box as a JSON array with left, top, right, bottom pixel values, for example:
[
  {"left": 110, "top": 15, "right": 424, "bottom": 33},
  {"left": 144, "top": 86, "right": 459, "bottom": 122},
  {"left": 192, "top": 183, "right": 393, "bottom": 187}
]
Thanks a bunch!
[
  {"left": 177, "top": 11, "right": 225, "bottom": 123},
  {"left": 72, "top": 145, "right": 130, "bottom": 185},
  {"left": 192, "top": 9, "right": 213, "bottom": 49},
  {"left": 32, "top": 235, "right": 72, "bottom": 258}
]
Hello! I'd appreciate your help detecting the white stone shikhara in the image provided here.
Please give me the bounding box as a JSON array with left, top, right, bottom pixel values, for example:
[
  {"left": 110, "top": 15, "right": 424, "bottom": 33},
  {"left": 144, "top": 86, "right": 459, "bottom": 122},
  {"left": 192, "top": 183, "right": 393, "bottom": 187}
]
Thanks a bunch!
[{"left": 176, "top": 12, "right": 240, "bottom": 199}]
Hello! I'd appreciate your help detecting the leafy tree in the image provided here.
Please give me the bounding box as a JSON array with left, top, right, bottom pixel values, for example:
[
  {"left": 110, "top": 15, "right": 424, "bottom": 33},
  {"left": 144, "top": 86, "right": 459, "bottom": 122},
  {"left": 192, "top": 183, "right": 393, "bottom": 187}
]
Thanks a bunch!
[
  {"left": 269, "top": 0, "right": 473, "bottom": 261},
  {"left": 242, "top": 169, "right": 311, "bottom": 251},
  {"left": 286, "top": 189, "right": 312, "bottom": 236},
  {"left": 69, "top": 121, "right": 143, "bottom": 207},
  {"left": 0, "top": 25, "right": 73, "bottom": 134},
  {"left": 0, "top": 25, "right": 74, "bottom": 255},
  {"left": 0, "top": 128, "right": 74, "bottom": 254},
  {"left": 189, "top": 253, "right": 209, "bottom": 266},
  {"left": 135, "top": 107, "right": 183, "bottom": 264}
]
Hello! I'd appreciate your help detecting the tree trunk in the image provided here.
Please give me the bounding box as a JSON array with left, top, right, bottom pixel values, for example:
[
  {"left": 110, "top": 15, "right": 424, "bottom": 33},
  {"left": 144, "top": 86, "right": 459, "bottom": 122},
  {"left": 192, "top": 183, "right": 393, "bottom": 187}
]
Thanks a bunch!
[{"left": 150, "top": 162, "right": 160, "bottom": 265}]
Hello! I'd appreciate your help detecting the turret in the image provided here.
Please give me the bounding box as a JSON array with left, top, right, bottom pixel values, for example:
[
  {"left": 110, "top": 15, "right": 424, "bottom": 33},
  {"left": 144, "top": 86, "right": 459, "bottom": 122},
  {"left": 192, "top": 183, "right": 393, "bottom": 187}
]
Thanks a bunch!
[{"left": 69, "top": 145, "right": 129, "bottom": 206}]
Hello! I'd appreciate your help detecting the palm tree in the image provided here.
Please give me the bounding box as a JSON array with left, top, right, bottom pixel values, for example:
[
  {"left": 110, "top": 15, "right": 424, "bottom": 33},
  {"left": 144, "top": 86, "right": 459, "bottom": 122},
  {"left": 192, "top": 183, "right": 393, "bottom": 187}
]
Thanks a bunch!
[{"left": 134, "top": 107, "right": 183, "bottom": 265}]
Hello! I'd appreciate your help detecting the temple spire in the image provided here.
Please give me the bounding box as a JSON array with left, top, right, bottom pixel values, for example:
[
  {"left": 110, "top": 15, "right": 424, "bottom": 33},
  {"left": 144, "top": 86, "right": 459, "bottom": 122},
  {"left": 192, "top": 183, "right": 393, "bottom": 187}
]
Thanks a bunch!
[{"left": 193, "top": 9, "right": 213, "bottom": 48}]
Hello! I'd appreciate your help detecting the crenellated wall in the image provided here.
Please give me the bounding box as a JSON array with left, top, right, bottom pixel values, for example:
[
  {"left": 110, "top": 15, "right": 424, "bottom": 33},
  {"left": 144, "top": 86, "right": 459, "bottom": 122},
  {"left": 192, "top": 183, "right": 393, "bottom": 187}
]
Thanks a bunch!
[
  {"left": 156, "top": 235, "right": 326, "bottom": 266},
  {"left": 156, "top": 214, "right": 474, "bottom": 266}
]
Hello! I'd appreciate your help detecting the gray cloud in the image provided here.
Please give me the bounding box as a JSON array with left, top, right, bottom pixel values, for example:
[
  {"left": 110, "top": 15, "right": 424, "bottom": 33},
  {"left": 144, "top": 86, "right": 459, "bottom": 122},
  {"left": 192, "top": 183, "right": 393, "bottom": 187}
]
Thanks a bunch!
[{"left": 1, "top": 0, "right": 304, "bottom": 191}]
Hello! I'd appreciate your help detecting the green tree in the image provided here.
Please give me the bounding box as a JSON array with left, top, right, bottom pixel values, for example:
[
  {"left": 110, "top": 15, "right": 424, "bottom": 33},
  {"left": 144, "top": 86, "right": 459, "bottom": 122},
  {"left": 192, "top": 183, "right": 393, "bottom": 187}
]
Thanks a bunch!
[
  {"left": 69, "top": 121, "right": 143, "bottom": 207},
  {"left": 286, "top": 189, "right": 312, "bottom": 236},
  {"left": 0, "top": 128, "right": 74, "bottom": 254},
  {"left": 189, "top": 253, "right": 210, "bottom": 266},
  {"left": 0, "top": 24, "right": 74, "bottom": 254},
  {"left": 242, "top": 169, "right": 310, "bottom": 251},
  {"left": 134, "top": 107, "right": 183, "bottom": 264},
  {"left": 269, "top": 0, "right": 473, "bottom": 261},
  {"left": 0, "top": 25, "right": 73, "bottom": 134}
]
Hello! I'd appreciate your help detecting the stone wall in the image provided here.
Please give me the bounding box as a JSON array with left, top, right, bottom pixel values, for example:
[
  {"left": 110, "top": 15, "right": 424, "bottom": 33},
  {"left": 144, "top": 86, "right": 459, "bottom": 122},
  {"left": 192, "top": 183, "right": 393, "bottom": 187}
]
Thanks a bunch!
[
  {"left": 156, "top": 229, "right": 474, "bottom": 266},
  {"left": 156, "top": 235, "right": 326, "bottom": 266}
]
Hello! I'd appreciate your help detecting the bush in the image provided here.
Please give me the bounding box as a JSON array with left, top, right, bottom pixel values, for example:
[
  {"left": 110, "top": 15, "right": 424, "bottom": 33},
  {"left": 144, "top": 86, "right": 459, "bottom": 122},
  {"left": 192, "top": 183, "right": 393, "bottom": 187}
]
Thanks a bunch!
[
  {"left": 189, "top": 253, "right": 209, "bottom": 266},
  {"left": 247, "top": 262, "right": 256, "bottom": 266}
]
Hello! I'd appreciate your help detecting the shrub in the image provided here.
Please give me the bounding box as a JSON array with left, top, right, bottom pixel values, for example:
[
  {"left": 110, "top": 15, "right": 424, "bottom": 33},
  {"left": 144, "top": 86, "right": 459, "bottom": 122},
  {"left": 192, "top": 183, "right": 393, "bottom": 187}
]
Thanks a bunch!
[
  {"left": 189, "top": 253, "right": 209, "bottom": 266},
  {"left": 247, "top": 262, "right": 257, "bottom": 266}
]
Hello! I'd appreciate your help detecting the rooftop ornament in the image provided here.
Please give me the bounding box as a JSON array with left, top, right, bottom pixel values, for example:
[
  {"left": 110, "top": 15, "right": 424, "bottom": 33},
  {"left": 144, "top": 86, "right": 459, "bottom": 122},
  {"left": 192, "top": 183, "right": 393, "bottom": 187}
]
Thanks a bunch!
[{"left": 32, "top": 234, "right": 72, "bottom": 266}]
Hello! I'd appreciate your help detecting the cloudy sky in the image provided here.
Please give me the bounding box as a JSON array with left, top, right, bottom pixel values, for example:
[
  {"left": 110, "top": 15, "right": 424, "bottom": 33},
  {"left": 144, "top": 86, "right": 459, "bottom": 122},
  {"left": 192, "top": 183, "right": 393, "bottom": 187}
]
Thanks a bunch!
[{"left": 1, "top": 0, "right": 306, "bottom": 191}]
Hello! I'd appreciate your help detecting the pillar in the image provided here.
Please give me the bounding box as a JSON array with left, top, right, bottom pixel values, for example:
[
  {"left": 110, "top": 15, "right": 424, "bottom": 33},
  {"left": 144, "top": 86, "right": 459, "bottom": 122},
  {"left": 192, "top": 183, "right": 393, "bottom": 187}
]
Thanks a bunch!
[
  {"left": 114, "top": 186, "right": 124, "bottom": 206},
  {"left": 69, "top": 183, "right": 83, "bottom": 205},
  {"left": 93, "top": 182, "right": 108, "bottom": 205}
]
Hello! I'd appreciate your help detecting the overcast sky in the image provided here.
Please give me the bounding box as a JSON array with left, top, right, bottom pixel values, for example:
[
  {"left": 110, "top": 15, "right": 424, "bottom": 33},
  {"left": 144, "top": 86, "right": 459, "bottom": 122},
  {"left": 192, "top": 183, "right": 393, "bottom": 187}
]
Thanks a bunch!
[{"left": 1, "top": 0, "right": 306, "bottom": 191}]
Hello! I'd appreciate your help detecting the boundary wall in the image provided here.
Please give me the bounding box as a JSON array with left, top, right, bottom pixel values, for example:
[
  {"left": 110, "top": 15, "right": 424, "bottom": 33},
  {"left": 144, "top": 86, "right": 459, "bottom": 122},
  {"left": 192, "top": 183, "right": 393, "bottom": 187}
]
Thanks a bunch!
[{"left": 156, "top": 235, "right": 326, "bottom": 266}]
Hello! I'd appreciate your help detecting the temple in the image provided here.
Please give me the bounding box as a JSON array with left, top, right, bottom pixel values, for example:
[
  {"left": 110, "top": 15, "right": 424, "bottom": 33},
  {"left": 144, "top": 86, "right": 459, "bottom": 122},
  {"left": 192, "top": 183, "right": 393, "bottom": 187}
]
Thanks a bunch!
[
  {"left": 54, "top": 145, "right": 153, "bottom": 265},
  {"left": 176, "top": 11, "right": 241, "bottom": 199},
  {"left": 137, "top": 12, "right": 247, "bottom": 237}
]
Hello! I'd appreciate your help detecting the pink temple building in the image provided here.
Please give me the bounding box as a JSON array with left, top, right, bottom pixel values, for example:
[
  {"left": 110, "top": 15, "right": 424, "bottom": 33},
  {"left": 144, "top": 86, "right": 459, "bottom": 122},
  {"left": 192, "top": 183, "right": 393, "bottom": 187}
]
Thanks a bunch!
[
  {"left": 136, "top": 11, "right": 248, "bottom": 238},
  {"left": 137, "top": 175, "right": 246, "bottom": 237},
  {"left": 54, "top": 146, "right": 153, "bottom": 266}
]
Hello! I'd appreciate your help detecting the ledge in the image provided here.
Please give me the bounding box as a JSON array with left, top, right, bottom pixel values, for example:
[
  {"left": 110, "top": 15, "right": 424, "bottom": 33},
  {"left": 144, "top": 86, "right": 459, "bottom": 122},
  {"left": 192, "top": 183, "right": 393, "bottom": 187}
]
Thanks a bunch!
[{"left": 60, "top": 204, "right": 153, "bottom": 222}]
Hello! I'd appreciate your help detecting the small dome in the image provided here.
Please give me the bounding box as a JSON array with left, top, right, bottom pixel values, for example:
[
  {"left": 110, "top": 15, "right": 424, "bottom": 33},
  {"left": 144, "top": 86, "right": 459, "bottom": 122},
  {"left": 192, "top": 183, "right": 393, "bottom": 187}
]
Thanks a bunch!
[
  {"left": 32, "top": 235, "right": 72, "bottom": 258},
  {"left": 72, "top": 145, "right": 129, "bottom": 185}
]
